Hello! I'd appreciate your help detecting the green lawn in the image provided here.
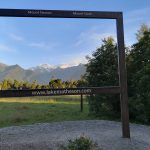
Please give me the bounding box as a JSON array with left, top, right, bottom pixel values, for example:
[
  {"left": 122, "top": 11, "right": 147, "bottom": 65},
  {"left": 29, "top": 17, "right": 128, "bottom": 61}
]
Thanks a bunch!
[{"left": 0, "top": 96, "right": 95, "bottom": 128}]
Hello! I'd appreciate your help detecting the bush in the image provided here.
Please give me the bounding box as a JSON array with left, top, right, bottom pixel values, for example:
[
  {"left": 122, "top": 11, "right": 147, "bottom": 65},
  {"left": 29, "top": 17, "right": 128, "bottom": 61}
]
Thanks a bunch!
[{"left": 62, "top": 135, "right": 99, "bottom": 150}]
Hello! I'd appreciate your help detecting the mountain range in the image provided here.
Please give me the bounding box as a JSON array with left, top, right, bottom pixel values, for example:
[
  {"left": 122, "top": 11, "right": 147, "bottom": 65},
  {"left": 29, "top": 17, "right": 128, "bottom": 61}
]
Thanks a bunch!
[{"left": 0, "top": 63, "right": 86, "bottom": 84}]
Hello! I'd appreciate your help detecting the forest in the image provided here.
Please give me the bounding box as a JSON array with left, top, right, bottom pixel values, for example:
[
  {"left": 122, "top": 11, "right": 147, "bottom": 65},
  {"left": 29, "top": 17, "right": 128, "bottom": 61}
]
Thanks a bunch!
[
  {"left": 0, "top": 78, "right": 85, "bottom": 90},
  {"left": 85, "top": 24, "right": 150, "bottom": 124}
]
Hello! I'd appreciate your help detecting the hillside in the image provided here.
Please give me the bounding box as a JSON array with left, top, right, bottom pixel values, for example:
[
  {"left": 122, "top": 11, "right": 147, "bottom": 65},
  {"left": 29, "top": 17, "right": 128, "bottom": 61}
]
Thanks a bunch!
[{"left": 0, "top": 63, "right": 86, "bottom": 83}]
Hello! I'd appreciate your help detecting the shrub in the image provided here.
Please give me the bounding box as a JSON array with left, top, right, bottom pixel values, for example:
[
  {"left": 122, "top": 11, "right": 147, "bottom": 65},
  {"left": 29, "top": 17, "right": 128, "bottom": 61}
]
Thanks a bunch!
[{"left": 62, "top": 135, "right": 99, "bottom": 150}]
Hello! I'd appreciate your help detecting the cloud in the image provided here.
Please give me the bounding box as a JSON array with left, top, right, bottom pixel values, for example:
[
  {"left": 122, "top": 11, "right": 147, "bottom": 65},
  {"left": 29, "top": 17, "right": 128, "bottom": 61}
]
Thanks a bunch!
[
  {"left": 70, "top": 55, "right": 88, "bottom": 65},
  {"left": 9, "top": 33, "right": 24, "bottom": 41},
  {"left": 28, "top": 41, "right": 58, "bottom": 51},
  {"left": 75, "top": 28, "right": 116, "bottom": 52},
  {"left": 62, "top": 26, "right": 117, "bottom": 66},
  {"left": 57, "top": 58, "right": 87, "bottom": 68},
  {"left": 61, "top": 53, "right": 88, "bottom": 67},
  {"left": 0, "top": 43, "right": 16, "bottom": 52}
]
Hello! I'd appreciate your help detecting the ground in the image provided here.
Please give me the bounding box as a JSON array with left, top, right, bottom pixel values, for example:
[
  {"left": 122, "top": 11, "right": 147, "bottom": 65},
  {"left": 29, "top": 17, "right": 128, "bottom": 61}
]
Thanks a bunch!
[
  {"left": 0, "top": 96, "right": 150, "bottom": 150},
  {"left": 0, "top": 120, "right": 150, "bottom": 150}
]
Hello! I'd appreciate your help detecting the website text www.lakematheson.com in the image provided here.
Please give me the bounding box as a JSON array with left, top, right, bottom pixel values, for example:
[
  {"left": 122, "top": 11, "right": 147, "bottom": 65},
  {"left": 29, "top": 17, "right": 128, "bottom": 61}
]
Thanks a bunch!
[{"left": 32, "top": 89, "right": 92, "bottom": 96}]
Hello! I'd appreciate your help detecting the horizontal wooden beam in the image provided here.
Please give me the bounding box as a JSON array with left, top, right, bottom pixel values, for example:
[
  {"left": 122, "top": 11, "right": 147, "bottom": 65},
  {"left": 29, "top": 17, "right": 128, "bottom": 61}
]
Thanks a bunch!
[
  {"left": 0, "top": 86, "right": 120, "bottom": 98},
  {"left": 0, "top": 9, "right": 122, "bottom": 19}
]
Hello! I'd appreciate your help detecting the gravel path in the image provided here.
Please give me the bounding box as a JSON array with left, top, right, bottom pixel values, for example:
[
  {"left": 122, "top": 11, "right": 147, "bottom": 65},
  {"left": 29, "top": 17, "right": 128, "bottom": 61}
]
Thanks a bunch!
[{"left": 0, "top": 120, "right": 150, "bottom": 150}]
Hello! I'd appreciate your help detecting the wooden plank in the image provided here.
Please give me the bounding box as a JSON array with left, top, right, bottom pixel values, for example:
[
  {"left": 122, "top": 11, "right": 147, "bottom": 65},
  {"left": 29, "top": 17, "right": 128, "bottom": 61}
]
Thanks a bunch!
[
  {"left": 0, "top": 86, "right": 120, "bottom": 98},
  {"left": 116, "top": 14, "right": 130, "bottom": 138},
  {"left": 0, "top": 8, "right": 121, "bottom": 19}
]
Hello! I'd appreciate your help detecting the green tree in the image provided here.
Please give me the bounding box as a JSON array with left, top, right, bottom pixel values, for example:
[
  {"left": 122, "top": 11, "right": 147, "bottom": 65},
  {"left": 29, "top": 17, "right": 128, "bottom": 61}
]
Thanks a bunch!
[
  {"left": 0, "top": 82, "right": 2, "bottom": 90},
  {"left": 36, "top": 84, "right": 41, "bottom": 89},
  {"left": 127, "top": 29, "right": 150, "bottom": 123},
  {"left": 55, "top": 79, "right": 64, "bottom": 88},
  {"left": 31, "top": 80, "right": 38, "bottom": 89},
  {"left": 85, "top": 37, "right": 120, "bottom": 117},
  {"left": 13, "top": 80, "right": 20, "bottom": 90},
  {"left": 6, "top": 79, "right": 13, "bottom": 89},
  {"left": 136, "top": 24, "right": 150, "bottom": 41},
  {"left": 64, "top": 81, "right": 71, "bottom": 88},
  {"left": 1, "top": 80, "right": 8, "bottom": 90},
  {"left": 49, "top": 79, "right": 63, "bottom": 88},
  {"left": 22, "top": 81, "right": 30, "bottom": 89},
  {"left": 77, "top": 76, "right": 87, "bottom": 87}
]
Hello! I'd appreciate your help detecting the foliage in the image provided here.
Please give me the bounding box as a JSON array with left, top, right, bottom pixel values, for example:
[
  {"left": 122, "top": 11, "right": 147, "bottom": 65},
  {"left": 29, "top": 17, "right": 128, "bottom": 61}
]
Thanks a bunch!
[
  {"left": 62, "top": 135, "right": 98, "bottom": 150},
  {"left": 127, "top": 30, "right": 150, "bottom": 123},
  {"left": 0, "top": 78, "right": 86, "bottom": 90},
  {"left": 85, "top": 37, "right": 120, "bottom": 118},
  {"left": 136, "top": 24, "right": 150, "bottom": 41},
  {"left": 85, "top": 25, "right": 150, "bottom": 124}
]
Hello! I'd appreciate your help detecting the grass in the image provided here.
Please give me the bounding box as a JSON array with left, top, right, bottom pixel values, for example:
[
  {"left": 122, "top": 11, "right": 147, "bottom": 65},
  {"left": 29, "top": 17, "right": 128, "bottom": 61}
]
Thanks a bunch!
[{"left": 0, "top": 96, "right": 95, "bottom": 128}]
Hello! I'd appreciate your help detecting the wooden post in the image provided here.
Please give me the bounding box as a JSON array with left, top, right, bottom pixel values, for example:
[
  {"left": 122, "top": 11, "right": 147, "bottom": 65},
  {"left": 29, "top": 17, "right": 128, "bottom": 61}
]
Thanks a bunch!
[
  {"left": 81, "top": 94, "right": 83, "bottom": 112},
  {"left": 116, "top": 13, "right": 130, "bottom": 138}
]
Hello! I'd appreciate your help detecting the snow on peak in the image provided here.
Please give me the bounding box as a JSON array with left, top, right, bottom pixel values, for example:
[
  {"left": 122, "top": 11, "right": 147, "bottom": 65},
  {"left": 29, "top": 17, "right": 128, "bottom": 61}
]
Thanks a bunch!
[
  {"left": 59, "top": 64, "right": 71, "bottom": 69},
  {"left": 38, "top": 64, "right": 56, "bottom": 69},
  {"left": 29, "top": 63, "right": 83, "bottom": 72},
  {"left": 29, "top": 64, "right": 56, "bottom": 72}
]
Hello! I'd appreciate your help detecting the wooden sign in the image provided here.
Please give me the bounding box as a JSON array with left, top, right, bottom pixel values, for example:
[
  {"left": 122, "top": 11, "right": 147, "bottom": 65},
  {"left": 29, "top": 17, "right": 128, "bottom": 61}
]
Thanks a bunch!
[
  {"left": 0, "top": 86, "right": 120, "bottom": 98},
  {"left": 0, "top": 8, "right": 130, "bottom": 138}
]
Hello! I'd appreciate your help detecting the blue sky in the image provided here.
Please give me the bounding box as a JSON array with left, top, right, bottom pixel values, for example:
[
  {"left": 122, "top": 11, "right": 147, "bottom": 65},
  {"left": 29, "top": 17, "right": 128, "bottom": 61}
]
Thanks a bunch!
[{"left": 0, "top": 0, "right": 150, "bottom": 69}]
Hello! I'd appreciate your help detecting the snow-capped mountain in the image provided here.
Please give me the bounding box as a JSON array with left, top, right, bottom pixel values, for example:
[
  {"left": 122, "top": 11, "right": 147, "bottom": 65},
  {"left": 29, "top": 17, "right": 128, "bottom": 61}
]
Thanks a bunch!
[
  {"left": 30, "top": 64, "right": 78, "bottom": 72},
  {"left": 30, "top": 64, "right": 56, "bottom": 72},
  {"left": 0, "top": 62, "right": 86, "bottom": 83}
]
